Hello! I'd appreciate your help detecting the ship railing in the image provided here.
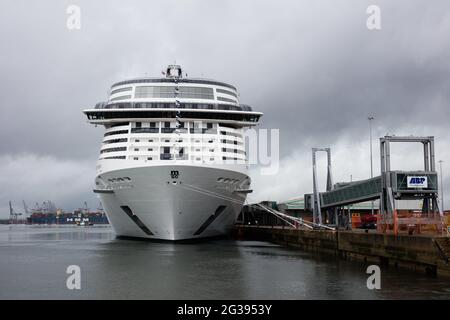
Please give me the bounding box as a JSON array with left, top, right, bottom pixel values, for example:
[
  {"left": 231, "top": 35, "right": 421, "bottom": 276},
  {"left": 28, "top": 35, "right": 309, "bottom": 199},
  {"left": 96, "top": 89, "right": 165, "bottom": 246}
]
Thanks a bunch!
[
  {"left": 161, "top": 128, "right": 176, "bottom": 133},
  {"left": 159, "top": 153, "right": 188, "bottom": 160},
  {"left": 189, "top": 128, "right": 217, "bottom": 134},
  {"left": 175, "top": 154, "right": 188, "bottom": 160},
  {"left": 160, "top": 153, "right": 173, "bottom": 160},
  {"left": 92, "top": 102, "right": 252, "bottom": 112}
]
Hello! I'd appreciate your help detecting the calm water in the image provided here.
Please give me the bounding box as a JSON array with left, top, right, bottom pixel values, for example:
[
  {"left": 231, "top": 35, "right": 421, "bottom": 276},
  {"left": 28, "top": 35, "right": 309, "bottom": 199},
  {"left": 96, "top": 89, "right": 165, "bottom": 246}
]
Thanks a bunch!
[{"left": 0, "top": 225, "right": 449, "bottom": 300}]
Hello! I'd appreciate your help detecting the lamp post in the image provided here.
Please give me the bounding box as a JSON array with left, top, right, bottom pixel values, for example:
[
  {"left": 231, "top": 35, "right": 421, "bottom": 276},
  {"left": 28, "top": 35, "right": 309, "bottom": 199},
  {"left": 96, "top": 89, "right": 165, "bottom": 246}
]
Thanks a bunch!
[
  {"left": 348, "top": 175, "right": 353, "bottom": 217},
  {"left": 368, "top": 116, "right": 374, "bottom": 215},
  {"left": 439, "top": 160, "right": 444, "bottom": 214}
]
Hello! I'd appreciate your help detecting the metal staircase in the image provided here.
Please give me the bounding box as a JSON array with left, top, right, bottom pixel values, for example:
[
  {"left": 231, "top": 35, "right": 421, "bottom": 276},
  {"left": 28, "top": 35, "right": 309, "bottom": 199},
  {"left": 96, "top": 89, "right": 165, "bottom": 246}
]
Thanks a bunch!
[
  {"left": 435, "top": 237, "right": 450, "bottom": 264},
  {"left": 253, "top": 203, "right": 335, "bottom": 231}
]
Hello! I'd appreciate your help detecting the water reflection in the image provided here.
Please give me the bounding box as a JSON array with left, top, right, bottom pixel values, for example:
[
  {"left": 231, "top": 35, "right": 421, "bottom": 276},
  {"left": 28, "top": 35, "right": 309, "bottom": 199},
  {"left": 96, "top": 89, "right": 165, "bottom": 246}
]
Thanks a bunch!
[{"left": 0, "top": 225, "right": 449, "bottom": 299}]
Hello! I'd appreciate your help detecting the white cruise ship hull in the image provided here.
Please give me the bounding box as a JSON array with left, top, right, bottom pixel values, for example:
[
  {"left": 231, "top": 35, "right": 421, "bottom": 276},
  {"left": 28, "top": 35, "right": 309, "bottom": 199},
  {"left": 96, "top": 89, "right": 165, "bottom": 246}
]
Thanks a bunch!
[
  {"left": 96, "top": 164, "right": 248, "bottom": 240},
  {"left": 83, "top": 65, "right": 262, "bottom": 241}
]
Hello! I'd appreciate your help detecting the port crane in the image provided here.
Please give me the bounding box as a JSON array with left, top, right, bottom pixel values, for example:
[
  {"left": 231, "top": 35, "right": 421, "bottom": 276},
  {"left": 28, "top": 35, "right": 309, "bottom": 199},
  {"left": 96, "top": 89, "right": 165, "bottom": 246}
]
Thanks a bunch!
[
  {"left": 97, "top": 202, "right": 104, "bottom": 212},
  {"left": 22, "top": 200, "right": 29, "bottom": 217},
  {"left": 9, "top": 201, "right": 22, "bottom": 224}
]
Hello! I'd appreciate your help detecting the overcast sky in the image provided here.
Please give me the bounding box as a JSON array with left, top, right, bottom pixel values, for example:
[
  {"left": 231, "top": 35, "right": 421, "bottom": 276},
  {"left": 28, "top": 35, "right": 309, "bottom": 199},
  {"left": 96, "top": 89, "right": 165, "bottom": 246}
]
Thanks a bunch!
[{"left": 1, "top": 0, "right": 450, "bottom": 218}]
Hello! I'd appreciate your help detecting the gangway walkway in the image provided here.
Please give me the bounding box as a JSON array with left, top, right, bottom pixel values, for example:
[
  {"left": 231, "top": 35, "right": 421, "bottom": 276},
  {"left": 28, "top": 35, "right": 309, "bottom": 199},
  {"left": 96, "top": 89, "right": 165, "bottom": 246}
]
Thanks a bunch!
[{"left": 320, "top": 176, "right": 381, "bottom": 208}]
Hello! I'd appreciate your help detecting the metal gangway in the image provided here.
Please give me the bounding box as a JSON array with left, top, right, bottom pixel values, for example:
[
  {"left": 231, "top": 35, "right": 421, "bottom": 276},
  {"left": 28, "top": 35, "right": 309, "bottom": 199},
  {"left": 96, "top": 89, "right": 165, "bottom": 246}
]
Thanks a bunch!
[
  {"left": 305, "top": 136, "right": 444, "bottom": 235},
  {"left": 251, "top": 203, "right": 335, "bottom": 231}
]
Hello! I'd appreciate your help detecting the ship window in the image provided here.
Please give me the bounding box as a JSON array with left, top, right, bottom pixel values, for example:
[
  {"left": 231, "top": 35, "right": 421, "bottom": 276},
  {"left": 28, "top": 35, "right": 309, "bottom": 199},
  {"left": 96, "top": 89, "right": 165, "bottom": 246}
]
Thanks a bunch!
[
  {"left": 150, "top": 122, "right": 156, "bottom": 128},
  {"left": 110, "top": 95, "right": 132, "bottom": 102},
  {"left": 148, "top": 139, "right": 153, "bottom": 142},
  {"left": 134, "top": 148, "right": 139, "bottom": 151},
  {"left": 222, "top": 156, "right": 239, "bottom": 160},
  {"left": 164, "top": 122, "right": 170, "bottom": 128},
  {"left": 148, "top": 148, "right": 153, "bottom": 151},
  {"left": 135, "top": 86, "right": 213, "bottom": 99},
  {"left": 100, "top": 147, "right": 127, "bottom": 154},
  {"left": 109, "top": 122, "right": 129, "bottom": 128},
  {"left": 111, "top": 87, "right": 132, "bottom": 95},
  {"left": 207, "top": 123, "right": 213, "bottom": 129},
  {"left": 136, "top": 122, "right": 142, "bottom": 128},
  {"left": 133, "top": 157, "right": 138, "bottom": 160},
  {"left": 103, "top": 138, "right": 127, "bottom": 144},
  {"left": 104, "top": 129, "right": 128, "bottom": 137},
  {"left": 164, "top": 147, "right": 170, "bottom": 154},
  {"left": 220, "top": 123, "right": 236, "bottom": 129},
  {"left": 102, "top": 156, "right": 126, "bottom": 160},
  {"left": 216, "top": 88, "right": 238, "bottom": 98},
  {"left": 217, "top": 96, "right": 237, "bottom": 103},
  {"left": 135, "top": 139, "right": 140, "bottom": 142},
  {"left": 147, "top": 157, "right": 152, "bottom": 160}
]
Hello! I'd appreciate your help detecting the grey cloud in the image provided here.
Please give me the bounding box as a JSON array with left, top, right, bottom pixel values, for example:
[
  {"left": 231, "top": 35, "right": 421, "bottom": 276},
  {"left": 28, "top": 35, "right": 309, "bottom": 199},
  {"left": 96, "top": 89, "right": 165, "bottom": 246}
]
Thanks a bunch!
[{"left": 1, "top": 0, "right": 450, "bottom": 217}]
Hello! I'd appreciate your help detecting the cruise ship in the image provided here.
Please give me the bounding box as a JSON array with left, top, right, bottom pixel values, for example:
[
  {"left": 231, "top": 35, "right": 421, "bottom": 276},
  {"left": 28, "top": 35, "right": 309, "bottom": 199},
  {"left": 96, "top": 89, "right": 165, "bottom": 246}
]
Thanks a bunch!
[{"left": 83, "top": 65, "right": 262, "bottom": 240}]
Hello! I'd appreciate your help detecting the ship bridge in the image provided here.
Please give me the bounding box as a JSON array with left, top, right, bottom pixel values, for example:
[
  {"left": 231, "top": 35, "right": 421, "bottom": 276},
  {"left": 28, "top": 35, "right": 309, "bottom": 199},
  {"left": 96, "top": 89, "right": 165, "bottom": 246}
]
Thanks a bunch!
[{"left": 83, "top": 64, "right": 261, "bottom": 127}]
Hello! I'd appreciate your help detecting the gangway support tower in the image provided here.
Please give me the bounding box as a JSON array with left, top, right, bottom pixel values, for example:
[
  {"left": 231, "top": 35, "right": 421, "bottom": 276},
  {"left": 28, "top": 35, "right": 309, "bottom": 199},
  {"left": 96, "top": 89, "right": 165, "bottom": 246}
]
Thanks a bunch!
[
  {"left": 312, "top": 148, "right": 334, "bottom": 225},
  {"left": 378, "top": 136, "right": 443, "bottom": 235},
  {"left": 304, "top": 136, "right": 444, "bottom": 235}
]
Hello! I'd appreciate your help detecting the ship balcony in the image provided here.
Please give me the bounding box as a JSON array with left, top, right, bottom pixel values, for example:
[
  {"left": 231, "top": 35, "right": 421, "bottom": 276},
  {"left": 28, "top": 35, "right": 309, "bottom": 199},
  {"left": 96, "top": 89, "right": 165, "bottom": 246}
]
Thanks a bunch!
[
  {"left": 160, "top": 127, "right": 189, "bottom": 133},
  {"left": 93, "top": 101, "right": 252, "bottom": 112},
  {"left": 159, "top": 153, "right": 189, "bottom": 160},
  {"left": 131, "top": 128, "right": 159, "bottom": 134},
  {"left": 189, "top": 128, "right": 217, "bottom": 134}
]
